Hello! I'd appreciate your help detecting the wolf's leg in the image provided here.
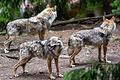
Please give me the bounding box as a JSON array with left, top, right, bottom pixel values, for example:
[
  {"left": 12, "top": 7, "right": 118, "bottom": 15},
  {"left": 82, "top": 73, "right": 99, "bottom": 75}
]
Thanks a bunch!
[
  {"left": 38, "top": 30, "right": 46, "bottom": 40},
  {"left": 45, "top": 29, "right": 49, "bottom": 39},
  {"left": 103, "top": 41, "right": 110, "bottom": 63},
  {"left": 13, "top": 57, "right": 31, "bottom": 77},
  {"left": 98, "top": 46, "right": 102, "bottom": 62},
  {"left": 4, "top": 36, "right": 15, "bottom": 53},
  {"left": 38, "top": 32, "right": 43, "bottom": 40},
  {"left": 70, "top": 47, "right": 82, "bottom": 67},
  {"left": 54, "top": 57, "right": 63, "bottom": 78},
  {"left": 72, "top": 57, "right": 76, "bottom": 65},
  {"left": 22, "top": 63, "right": 26, "bottom": 73},
  {"left": 47, "top": 57, "right": 55, "bottom": 79},
  {"left": 67, "top": 47, "right": 74, "bottom": 67},
  {"left": 22, "top": 56, "right": 32, "bottom": 73}
]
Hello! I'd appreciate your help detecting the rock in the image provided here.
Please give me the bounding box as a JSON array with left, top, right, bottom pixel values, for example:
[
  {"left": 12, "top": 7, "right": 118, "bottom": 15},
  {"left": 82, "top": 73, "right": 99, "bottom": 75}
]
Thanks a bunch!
[{"left": 0, "top": 64, "right": 3, "bottom": 68}]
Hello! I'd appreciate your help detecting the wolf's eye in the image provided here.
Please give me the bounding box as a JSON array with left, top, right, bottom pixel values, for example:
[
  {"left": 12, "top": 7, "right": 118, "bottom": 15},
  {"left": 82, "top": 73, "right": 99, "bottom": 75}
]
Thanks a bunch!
[
  {"left": 57, "top": 42, "right": 61, "bottom": 45},
  {"left": 48, "top": 16, "right": 51, "bottom": 20},
  {"left": 106, "top": 24, "right": 109, "bottom": 27}
]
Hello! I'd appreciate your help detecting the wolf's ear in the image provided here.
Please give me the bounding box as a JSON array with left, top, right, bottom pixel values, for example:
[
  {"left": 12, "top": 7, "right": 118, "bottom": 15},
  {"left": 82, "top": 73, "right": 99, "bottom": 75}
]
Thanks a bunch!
[
  {"left": 103, "top": 16, "right": 105, "bottom": 21},
  {"left": 111, "top": 16, "right": 116, "bottom": 21},
  {"left": 54, "top": 5, "right": 57, "bottom": 10},
  {"left": 46, "top": 4, "right": 50, "bottom": 8}
]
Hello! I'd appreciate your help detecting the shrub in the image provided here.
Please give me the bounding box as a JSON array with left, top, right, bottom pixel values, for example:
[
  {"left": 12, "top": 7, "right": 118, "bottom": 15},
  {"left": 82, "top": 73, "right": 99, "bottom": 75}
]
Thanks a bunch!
[
  {"left": 111, "top": 0, "right": 120, "bottom": 14},
  {"left": 64, "top": 61, "right": 120, "bottom": 80}
]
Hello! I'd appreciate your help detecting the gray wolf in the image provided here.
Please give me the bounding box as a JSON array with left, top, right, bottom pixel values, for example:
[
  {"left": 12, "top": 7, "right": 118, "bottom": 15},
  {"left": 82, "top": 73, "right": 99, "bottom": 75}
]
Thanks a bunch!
[
  {"left": 4, "top": 4, "right": 57, "bottom": 53},
  {"left": 67, "top": 16, "right": 116, "bottom": 67},
  {"left": 13, "top": 36, "right": 64, "bottom": 79}
]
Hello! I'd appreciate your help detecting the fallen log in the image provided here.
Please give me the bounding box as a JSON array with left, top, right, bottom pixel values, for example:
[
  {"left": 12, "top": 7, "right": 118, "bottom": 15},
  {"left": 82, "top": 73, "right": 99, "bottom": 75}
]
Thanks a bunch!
[{"left": 52, "top": 13, "right": 120, "bottom": 27}]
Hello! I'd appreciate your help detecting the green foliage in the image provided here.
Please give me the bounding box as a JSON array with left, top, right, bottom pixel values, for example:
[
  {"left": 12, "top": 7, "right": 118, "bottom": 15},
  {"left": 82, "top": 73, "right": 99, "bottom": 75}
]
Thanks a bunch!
[
  {"left": 85, "top": 0, "right": 103, "bottom": 11},
  {"left": 75, "top": 0, "right": 103, "bottom": 18},
  {"left": 64, "top": 69, "right": 86, "bottom": 80},
  {"left": 64, "top": 61, "right": 120, "bottom": 80},
  {"left": 31, "top": 0, "right": 46, "bottom": 14},
  {"left": 0, "top": 0, "right": 21, "bottom": 30},
  {"left": 111, "top": 0, "right": 120, "bottom": 13},
  {"left": 111, "top": 62, "right": 120, "bottom": 80},
  {"left": 0, "top": 0, "right": 21, "bottom": 21}
]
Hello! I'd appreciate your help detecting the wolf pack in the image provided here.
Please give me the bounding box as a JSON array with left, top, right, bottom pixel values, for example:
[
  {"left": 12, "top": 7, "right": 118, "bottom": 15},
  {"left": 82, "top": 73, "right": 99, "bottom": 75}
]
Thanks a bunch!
[{"left": 3, "top": 4, "right": 117, "bottom": 79}]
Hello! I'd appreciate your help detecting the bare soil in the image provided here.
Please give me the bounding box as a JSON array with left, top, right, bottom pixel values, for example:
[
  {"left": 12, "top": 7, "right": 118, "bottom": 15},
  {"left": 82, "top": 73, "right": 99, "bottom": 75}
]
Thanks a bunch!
[{"left": 0, "top": 24, "right": 120, "bottom": 80}]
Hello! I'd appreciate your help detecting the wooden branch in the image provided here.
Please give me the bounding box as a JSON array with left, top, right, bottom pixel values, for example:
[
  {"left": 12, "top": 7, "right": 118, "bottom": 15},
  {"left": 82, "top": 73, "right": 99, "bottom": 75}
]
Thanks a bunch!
[
  {"left": 5, "top": 55, "right": 19, "bottom": 60},
  {"left": 52, "top": 13, "right": 120, "bottom": 27},
  {"left": 1, "top": 54, "right": 19, "bottom": 60}
]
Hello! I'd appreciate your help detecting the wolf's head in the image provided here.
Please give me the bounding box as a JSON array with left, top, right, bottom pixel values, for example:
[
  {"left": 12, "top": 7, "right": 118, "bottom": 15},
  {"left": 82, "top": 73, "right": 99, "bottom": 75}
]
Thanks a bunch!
[
  {"left": 100, "top": 16, "right": 116, "bottom": 34},
  {"left": 48, "top": 36, "right": 64, "bottom": 49},
  {"left": 37, "top": 4, "right": 57, "bottom": 26},
  {"left": 46, "top": 36, "right": 64, "bottom": 56}
]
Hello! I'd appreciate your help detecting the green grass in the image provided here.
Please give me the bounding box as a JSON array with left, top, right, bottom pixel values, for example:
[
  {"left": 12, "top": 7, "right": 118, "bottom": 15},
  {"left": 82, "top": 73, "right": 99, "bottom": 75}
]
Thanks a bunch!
[{"left": 64, "top": 61, "right": 120, "bottom": 80}]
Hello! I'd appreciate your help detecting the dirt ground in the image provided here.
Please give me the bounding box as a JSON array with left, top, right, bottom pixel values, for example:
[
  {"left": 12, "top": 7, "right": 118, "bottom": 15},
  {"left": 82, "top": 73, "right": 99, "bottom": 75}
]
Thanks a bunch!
[{"left": 0, "top": 24, "right": 120, "bottom": 80}]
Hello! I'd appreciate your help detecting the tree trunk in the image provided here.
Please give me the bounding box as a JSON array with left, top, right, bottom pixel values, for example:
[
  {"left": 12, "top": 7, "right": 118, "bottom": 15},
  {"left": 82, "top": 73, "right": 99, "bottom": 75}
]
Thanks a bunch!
[{"left": 103, "top": 0, "right": 112, "bottom": 14}]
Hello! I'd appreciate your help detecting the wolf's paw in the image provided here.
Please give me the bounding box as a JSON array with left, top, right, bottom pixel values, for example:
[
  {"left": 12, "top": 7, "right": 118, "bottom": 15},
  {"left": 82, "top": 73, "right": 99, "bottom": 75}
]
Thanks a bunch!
[
  {"left": 106, "top": 60, "right": 112, "bottom": 64},
  {"left": 69, "top": 64, "right": 76, "bottom": 68},
  {"left": 4, "top": 49, "right": 9, "bottom": 53},
  {"left": 58, "top": 74, "right": 63, "bottom": 78},
  {"left": 23, "top": 70, "right": 28, "bottom": 74},
  {"left": 50, "top": 74, "right": 55, "bottom": 80},
  {"left": 14, "top": 74, "right": 19, "bottom": 77},
  {"left": 71, "top": 64, "right": 76, "bottom": 68},
  {"left": 99, "top": 59, "right": 104, "bottom": 63},
  {"left": 10, "top": 74, "right": 19, "bottom": 79}
]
